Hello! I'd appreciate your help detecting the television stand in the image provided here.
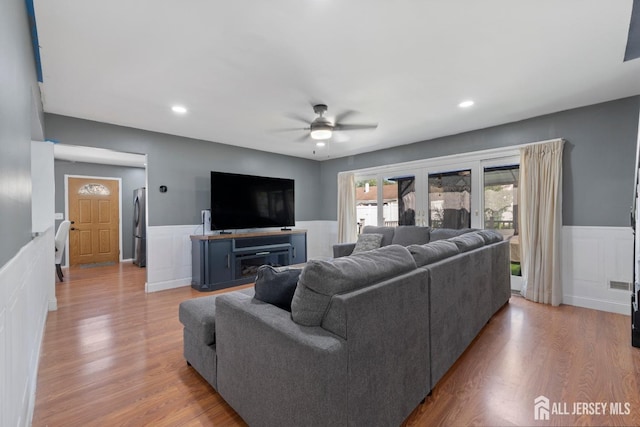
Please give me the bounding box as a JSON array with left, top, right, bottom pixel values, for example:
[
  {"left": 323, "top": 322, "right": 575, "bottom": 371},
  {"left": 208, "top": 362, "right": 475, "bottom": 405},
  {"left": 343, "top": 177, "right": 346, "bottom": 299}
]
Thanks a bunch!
[{"left": 190, "top": 229, "right": 307, "bottom": 291}]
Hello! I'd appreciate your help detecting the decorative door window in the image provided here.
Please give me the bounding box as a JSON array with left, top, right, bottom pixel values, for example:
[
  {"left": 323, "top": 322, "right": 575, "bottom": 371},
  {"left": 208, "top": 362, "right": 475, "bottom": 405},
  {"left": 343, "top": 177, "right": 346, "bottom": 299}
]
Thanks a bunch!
[{"left": 78, "top": 183, "right": 111, "bottom": 196}]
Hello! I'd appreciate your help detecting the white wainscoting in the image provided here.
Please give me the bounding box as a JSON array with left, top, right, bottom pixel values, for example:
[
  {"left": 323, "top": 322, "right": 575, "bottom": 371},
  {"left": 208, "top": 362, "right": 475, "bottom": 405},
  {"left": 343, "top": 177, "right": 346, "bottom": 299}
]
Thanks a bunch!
[
  {"left": 562, "top": 226, "right": 633, "bottom": 315},
  {"left": 300, "top": 220, "right": 338, "bottom": 260},
  {"left": 0, "top": 228, "right": 55, "bottom": 427},
  {"left": 145, "top": 221, "right": 339, "bottom": 292},
  {"left": 146, "top": 223, "right": 634, "bottom": 316},
  {"left": 146, "top": 225, "right": 198, "bottom": 293}
]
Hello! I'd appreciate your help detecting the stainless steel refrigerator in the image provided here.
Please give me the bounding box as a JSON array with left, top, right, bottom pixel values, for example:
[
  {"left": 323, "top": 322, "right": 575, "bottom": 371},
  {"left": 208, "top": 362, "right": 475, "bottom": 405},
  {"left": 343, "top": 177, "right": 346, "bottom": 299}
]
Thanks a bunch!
[{"left": 133, "top": 187, "right": 146, "bottom": 267}]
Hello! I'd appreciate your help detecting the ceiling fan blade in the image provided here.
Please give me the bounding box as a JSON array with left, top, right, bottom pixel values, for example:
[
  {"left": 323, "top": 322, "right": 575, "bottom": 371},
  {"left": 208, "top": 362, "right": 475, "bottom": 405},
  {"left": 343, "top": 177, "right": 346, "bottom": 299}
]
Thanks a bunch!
[
  {"left": 334, "top": 123, "right": 378, "bottom": 131},
  {"left": 293, "top": 134, "right": 310, "bottom": 143},
  {"left": 334, "top": 110, "right": 358, "bottom": 123},
  {"left": 284, "top": 113, "right": 311, "bottom": 125},
  {"left": 272, "top": 127, "right": 307, "bottom": 132}
]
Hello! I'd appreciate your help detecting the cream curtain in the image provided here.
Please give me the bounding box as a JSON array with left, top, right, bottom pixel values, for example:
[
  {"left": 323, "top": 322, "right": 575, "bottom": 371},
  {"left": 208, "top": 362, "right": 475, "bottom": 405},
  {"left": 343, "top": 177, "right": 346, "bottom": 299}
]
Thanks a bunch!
[
  {"left": 337, "top": 172, "right": 357, "bottom": 243},
  {"left": 519, "top": 139, "right": 564, "bottom": 306}
]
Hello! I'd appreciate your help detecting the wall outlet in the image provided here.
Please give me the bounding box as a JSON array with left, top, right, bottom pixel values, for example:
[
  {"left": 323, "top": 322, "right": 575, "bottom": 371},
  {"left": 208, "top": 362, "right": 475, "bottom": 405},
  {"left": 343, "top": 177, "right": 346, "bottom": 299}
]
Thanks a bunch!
[{"left": 54, "top": 212, "right": 64, "bottom": 220}]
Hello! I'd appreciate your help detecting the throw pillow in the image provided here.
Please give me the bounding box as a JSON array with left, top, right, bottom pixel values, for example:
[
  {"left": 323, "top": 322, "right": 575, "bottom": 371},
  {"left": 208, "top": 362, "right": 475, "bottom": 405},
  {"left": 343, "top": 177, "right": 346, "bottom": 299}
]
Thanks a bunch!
[
  {"left": 391, "top": 226, "right": 431, "bottom": 246},
  {"left": 360, "top": 226, "right": 395, "bottom": 246},
  {"left": 254, "top": 265, "right": 302, "bottom": 311},
  {"left": 352, "top": 233, "right": 383, "bottom": 253}
]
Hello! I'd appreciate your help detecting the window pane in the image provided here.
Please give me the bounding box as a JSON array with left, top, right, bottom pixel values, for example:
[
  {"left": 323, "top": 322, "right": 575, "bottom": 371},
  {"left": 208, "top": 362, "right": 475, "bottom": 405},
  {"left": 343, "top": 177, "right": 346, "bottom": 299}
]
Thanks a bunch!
[
  {"left": 355, "top": 178, "right": 379, "bottom": 230},
  {"left": 384, "top": 175, "right": 416, "bottom": 227},
  {"left": 428, "top": 170, "right": 471, "bottom": 229},
  {"left": 78, "top": 183, "right": 111, "bottom": 196},
  {"left": 483, "top": 165, "right": 519, "bottom": 238}
]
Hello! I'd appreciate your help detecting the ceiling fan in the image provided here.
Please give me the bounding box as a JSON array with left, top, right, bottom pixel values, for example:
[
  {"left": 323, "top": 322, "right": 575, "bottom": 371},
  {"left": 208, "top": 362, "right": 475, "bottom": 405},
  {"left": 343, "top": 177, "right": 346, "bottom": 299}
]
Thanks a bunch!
[{"left": 290, "top": 104, "right": 378, "bottom": 143}]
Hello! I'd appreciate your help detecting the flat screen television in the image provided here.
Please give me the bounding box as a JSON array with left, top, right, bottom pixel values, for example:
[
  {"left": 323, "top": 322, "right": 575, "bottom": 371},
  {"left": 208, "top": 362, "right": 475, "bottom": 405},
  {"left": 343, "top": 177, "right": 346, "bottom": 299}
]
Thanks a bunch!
[{"left": 210, "top": 171, "right": 295, "bottom": 230}]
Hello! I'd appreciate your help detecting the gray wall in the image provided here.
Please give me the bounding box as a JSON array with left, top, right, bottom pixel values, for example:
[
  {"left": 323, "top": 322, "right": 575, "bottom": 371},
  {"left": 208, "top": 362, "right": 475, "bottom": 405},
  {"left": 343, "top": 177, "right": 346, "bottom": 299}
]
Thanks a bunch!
[
  {"left": 44, "top": 115, "right": 322, "bottom": 226},
  {"left": 0, "top": 0, "right": 43, "bottom": 266},
  {"left": 319, "top": 96, "right": 640, "bottom": 227},
  {"left": 45, "top": 97, "right": 639, "bottom": 229},
  {"left": 54, "top": 161, "right": 146, "bottom": 260}
]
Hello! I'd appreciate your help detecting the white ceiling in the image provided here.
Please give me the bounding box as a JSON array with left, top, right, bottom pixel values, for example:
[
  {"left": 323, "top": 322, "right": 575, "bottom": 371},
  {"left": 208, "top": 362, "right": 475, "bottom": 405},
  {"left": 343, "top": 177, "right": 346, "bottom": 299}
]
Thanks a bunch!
[{"left": 34, "top": 1, "right": 640, "bottom": 161}]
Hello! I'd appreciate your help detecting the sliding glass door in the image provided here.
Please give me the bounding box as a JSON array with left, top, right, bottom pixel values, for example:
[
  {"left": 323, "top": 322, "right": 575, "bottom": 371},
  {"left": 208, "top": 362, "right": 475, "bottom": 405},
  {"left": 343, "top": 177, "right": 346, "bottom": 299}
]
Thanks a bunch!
[
  {"left": 355, "top": 177, "right": 379, "bottom": 231},
  {"left": 483, "top": 162, "right": 520, "bottom": 287},
  {"left": 355, "top": 174, "right": 417, "bottom": 230},
  {"left": 351, "top": 152, "right": 521, "bottom": 286},
  {"left": 385, "top": 175, "right": 416, "bottom": 227},
  {"left": 353, "top": 156, "right": 519, "bottom": 234},
  {"left": 483, "top": 164, "right": 519, "bottom": 238},
  {"left": 428, "top": 169, "right": 472, "bottom": 229}
]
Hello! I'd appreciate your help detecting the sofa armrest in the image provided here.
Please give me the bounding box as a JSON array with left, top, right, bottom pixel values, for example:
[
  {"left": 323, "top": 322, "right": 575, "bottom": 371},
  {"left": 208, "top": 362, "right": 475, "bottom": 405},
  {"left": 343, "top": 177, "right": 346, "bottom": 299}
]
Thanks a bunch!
[
  {"left": 215, "top": 294, "right": 348, "bottom": 427},
  {"left": 333, "top": 242, "right": 356, "bottom": 258}
]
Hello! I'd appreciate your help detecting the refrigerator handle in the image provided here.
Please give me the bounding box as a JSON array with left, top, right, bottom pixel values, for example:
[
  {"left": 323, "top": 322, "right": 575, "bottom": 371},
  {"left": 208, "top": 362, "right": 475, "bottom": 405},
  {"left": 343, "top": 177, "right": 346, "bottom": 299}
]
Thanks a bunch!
[{"left": 134, "top": 197, "right": 140, "bottom": 228}]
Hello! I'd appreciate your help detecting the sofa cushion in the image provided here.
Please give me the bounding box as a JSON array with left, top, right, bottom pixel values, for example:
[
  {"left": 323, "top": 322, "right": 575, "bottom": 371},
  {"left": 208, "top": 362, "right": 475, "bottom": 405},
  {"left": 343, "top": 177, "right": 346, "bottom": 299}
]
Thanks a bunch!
[
  {"left": 179, "top": 287, "right": 254, "bottom": 345},
  {"left": 352, "top": 233, "right": 383, "bottom": 253},
  {"left": 391, "top": 226, "right": 431, "bottom": 246},
  {"left": 429, "top": 228, "right": 477, "bottom": 241},
  {"left": 475, "top": 229, "right": 504, "bottom": 244},
  {"left": 448, "top": 232, "right": 485, "bottom": 252},
  {"left": 407, "top": 240, "right": 460, "bottom": 267},
  {"left": 291, "top": 245, "right": 417, "bottom": 326},
  {"left": 254, "top": 265, "right": 302, "bottom": 311},
  {"left": 361, "top": 225, "right": 395, "bottom": 247},
  {"left": 333, "top": 242, "right": 357, "bottom": 258}
]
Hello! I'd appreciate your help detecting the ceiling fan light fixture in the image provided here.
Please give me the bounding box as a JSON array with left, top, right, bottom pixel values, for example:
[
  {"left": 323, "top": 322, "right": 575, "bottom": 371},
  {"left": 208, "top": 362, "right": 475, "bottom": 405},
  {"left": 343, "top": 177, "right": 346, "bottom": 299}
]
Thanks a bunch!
[
  {"left": 311, "top": 127, "right": 332, "bottom": 140},
  {"left": 315, "top": 141, "right": 326, "bottom": 147}
]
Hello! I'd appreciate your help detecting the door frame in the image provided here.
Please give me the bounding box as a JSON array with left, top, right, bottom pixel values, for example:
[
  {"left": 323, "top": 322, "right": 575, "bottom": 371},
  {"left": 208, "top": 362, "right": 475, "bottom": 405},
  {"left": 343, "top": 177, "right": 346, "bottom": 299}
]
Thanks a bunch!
[{"left": 64, "top": 174, "right": 123, "bottom": 268}]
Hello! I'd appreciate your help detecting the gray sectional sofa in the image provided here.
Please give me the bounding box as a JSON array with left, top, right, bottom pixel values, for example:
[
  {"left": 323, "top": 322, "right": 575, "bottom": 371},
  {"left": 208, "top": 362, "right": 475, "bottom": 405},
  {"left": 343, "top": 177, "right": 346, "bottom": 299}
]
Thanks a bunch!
[{"left": 179, "top": 227, "right": 510, "bottom": 427}]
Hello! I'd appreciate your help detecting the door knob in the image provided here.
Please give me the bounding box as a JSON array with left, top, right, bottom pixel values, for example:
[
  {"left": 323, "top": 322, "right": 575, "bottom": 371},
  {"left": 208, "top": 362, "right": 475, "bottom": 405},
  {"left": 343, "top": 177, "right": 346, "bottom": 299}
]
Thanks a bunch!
[{"left": 71, "top": 227, "right": 77, "bottom": 231}]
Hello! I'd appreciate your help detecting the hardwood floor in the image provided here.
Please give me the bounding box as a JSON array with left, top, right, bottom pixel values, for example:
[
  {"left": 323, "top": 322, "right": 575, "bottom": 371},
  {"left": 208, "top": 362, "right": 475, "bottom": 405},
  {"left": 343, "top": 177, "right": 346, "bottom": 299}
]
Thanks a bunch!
[
  {"left": 32, "top": 262, "right": 248, "bottom": 426},
  {"left": 33, "top": 262, "right": 640, "bottom": 426}
]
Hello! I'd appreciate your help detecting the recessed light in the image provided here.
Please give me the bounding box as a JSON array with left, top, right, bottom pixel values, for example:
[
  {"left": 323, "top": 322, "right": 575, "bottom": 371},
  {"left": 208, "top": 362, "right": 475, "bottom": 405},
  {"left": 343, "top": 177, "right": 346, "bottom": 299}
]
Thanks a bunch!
[
  {"left": 458, "top": 100, "right": 474, "bottom": 108},
  {"left": 171, "top": 105, "right": 188, "bottom": 114},
  {"left": 315, "top": 141, "right": 326, "bottom": 147}
]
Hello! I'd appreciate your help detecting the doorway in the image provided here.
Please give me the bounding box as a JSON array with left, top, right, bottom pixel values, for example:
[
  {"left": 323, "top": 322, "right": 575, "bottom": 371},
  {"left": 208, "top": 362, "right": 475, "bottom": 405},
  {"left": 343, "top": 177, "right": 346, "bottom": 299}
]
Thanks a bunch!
[{"left": 67, "top": 176, "right": 121, "bottom": 266}]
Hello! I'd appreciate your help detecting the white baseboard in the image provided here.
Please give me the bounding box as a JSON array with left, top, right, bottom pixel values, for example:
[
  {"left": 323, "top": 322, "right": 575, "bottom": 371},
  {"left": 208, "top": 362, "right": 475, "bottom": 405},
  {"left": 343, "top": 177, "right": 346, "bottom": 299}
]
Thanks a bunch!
[
  {"left": 563, "top": 295, "right": 629, "bottom": 315},
  {"left": 145, "top": 278, "right": 190, "bottom": 293}
]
